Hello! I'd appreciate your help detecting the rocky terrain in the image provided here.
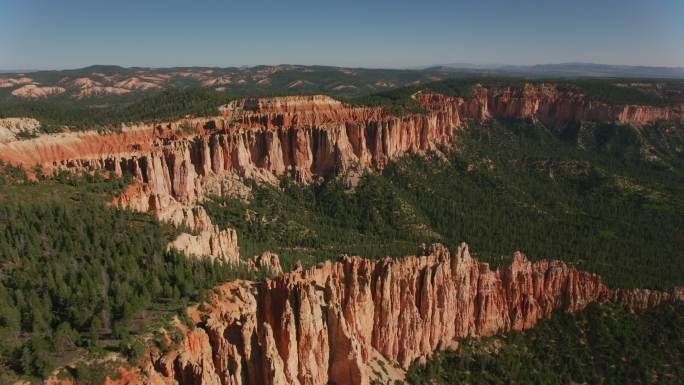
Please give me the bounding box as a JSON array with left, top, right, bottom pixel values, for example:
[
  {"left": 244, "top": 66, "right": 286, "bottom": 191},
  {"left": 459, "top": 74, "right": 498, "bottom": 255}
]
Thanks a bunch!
[
  {"left": 0, "top": 117, "right": 41, "bottom": 142},
  {"left": 0, "top": 86, "right": 682, "bottom": 264},
  {"left": 2, "top": 82, "right": 683, "bottom": 385},
  {"left": 42, "top": 243, "right": 683, "bottom": 385},
  {"left": 0, "top": 65, "right": 448, "bottom": 100},
  {"left": 10, "top": 84, "right": 66, "bottom": 98}
]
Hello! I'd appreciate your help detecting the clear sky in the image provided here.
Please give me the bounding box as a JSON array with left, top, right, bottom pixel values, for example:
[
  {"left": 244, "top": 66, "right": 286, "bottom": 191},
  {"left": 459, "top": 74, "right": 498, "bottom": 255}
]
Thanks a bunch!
[{"left": 1, "top": 0, "right": 683, "bottom": 70}]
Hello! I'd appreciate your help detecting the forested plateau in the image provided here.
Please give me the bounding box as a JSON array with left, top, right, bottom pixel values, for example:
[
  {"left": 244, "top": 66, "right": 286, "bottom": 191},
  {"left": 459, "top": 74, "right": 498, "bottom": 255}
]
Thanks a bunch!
[{"left": 0, "top": 78, "right": 683, "bottom": 384}]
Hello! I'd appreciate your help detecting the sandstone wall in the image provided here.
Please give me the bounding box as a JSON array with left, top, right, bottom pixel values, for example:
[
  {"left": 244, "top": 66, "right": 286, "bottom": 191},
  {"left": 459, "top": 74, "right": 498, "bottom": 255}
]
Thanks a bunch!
[
  {"left": 103, "top": 243, "right": 682, "bottom": 385},
  {"left": 12, "top": 89, "right": 682, "bottom": 385},
  {"left": 0, "top": 90, "right": 681, "bottom": 263}
]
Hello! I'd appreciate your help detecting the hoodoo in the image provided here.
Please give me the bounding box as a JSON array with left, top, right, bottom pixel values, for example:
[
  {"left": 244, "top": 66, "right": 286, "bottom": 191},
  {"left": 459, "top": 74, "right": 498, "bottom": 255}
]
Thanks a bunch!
[
  {"left": 92, "top": 243, "right": 682, "bottom": 385},
  {"left": 0, "top": 89, "right": 681, "bottom": 263},
  {"left": 2, "top": 86, "right": 683, "bottom": 384},
  {"left": 5, "top": 1, "right": 684, "bottom": 383}
]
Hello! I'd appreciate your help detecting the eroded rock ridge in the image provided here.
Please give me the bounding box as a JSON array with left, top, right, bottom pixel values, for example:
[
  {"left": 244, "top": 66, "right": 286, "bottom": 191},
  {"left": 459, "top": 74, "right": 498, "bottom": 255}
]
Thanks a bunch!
[
  {"left": 0, "top": 89, "right": 681, "bottom": 263},
  {"left": 100, "top": 243, "right": 683, "bottom": 385}
]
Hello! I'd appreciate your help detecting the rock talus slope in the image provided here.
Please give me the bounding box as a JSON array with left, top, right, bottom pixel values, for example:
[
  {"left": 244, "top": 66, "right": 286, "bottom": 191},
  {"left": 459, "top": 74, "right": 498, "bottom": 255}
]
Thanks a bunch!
[{"left": 99, "top": 243, "right": 683, "bottom": 385}]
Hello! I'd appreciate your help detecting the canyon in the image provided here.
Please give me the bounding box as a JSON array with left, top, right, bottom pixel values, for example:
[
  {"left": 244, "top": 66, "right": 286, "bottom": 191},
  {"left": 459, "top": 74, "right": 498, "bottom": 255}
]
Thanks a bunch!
[
  {"left": 72, "top": 243, "right": 683, "bottom": 385},
  {"left": 1, "top": 85, "right": 682, "bottom": 264},
  {"left": 3, "top": 84, "right": 682, "bottom": 385}
]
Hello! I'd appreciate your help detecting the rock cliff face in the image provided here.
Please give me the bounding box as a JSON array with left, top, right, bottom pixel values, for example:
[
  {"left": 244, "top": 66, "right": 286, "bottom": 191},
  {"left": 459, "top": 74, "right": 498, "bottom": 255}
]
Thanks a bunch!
[
  {"left": 7, "top": 88, "right": 681, "bottom": 385},
  {"left": 0, "top": 89, "right": 681, "bottom": 263},
  {"left": 417, "top": 85, "right": 683, "bottom": 128},
  {"left": 247, "top": 251, "right": 284, "bottom": 276},
  {"left": 0, "top": 94, "right": 462, "bottom": 263},
  {"left": 98, "top": 243, "right": 682, "bottom": 385}
]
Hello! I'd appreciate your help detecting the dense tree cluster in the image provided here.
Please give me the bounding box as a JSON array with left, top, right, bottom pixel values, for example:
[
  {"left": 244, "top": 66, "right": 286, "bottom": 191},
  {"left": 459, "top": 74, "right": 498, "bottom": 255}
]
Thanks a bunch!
[
  {"left": 206, "top": 119, "right": 684, "bottom": 290},
  {"left": 348, "top": 77, "right": 678, "bottom": 115},
  {"left": 0, "top": 166, "right": 257, "bottom": 381},
  {"left": 573, "top": 79, "right": 670, "bottom": 106},
  {"left": 1, "top": 77, "right": 680, "bottom": 131},
  {"left": 381, "top": 119, "right": 684, "bottom": 289},
  {"left": 0, "top": 88, "right": 240, "bottom": 132},
  {"left": 405, "top": 303, "right": 684, "bottom": 385},
  {"left": 205, "top": 174, "right": 424, "bottom": 271}
]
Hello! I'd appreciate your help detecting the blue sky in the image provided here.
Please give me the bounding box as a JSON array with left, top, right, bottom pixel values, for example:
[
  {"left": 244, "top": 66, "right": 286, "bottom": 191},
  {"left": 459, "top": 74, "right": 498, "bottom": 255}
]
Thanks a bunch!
[{"left": 1, "top": 0, "right": 683, "bottom": 70}]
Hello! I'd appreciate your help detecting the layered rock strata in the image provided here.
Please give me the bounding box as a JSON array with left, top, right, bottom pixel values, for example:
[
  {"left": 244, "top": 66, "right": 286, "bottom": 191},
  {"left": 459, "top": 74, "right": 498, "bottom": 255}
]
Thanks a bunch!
[
  {"left": 4, "top": 88, "right": 679, "bottom": 385},
  {"left": 0, "top": 95, "right": 462, "bottom": 263},
  {"left": 94, "top": 243, "right": 682, "bottom": 385},
  {"left": 0, "top": 90, "right": 681, "bottom": 263},
  {"left": 445, "top": 84, "right": 683, "bottom": 127}
]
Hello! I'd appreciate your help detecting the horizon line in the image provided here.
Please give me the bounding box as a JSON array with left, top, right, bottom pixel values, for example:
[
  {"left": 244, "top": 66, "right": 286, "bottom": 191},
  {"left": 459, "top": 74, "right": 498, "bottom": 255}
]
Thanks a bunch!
[{"left": 3, "top": 61, "right": 684, "bottom": 73}]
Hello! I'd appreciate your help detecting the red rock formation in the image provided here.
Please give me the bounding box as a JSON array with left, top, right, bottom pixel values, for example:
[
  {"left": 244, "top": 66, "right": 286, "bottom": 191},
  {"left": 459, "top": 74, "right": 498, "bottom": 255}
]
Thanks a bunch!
[
  {"left": 8, "top": 90, "right": 679, "bottom": 385},
  {"left": 247, "top": 251, "right": 284, "bottom": 276},
  {"left": 0, "top": 95, "right": 462, "bottom": 262},
  {"left": 0, "top": 91, "right": 680, "bottom": 263},
  {"left": 1, "top": 89, "right": 679, "bottom": 170},
  {"left": 415, "top": 84, "right": 682, "bottom": 128},
  {"left": 2, "top": 91, "right": 680, "bottom": 195},
  {"left": 89, "top": 243, "right": 681, "bottom": 385}
]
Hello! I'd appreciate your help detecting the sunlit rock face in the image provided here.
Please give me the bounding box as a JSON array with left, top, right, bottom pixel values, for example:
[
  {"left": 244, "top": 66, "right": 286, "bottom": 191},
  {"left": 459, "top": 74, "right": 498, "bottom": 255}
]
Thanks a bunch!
[
  {"left": 5, "top": 87, "right": 681, "bottom": 385},
  {"left": 0, "top": 90, "right": 681, "bottom": 261},
  {"left": 75, "top": 243, "right": 682, "bottom": 385}
]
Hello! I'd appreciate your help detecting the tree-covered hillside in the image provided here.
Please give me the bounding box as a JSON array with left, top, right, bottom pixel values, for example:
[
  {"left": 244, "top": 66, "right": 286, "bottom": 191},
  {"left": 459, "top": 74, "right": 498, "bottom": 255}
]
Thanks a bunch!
[
  {"left": 205, "top": 118, "right": 684, "bottom": 290},
  {"left": 202, "top": 116, "right": 684, "bottom": 384},
  {"left": 1, "top": 80, "right": 683, "bottom": 382},
  {"left": 348, "top": 77, "right": 683, "bottom": 115},
  {"left": 1, "top": 68, "right": 682, "bottom": 131},
  {"left": 0, "top": 164, "right": 259, "bottom": 382},
  {"left": 405, "top": 302, "right": 684, "bottom": 385}
]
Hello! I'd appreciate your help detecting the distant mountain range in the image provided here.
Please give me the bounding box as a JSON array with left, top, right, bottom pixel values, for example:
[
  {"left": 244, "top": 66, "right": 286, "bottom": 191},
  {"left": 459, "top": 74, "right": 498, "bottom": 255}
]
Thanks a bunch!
[
  {"left": 0, "top": 69, "right": 40, "bottom": 74},
  {"left": 422, "top": 62, "right": 684, "bottom": 79},
  {"left": 0, "top": 64, "right": 451, "bottom": 100},
  {"left": 4, "top": 62, "right": 684, "bottom": 78},
  {"left": 1, "top": 63, "right": 683, "bottom": 102}
]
